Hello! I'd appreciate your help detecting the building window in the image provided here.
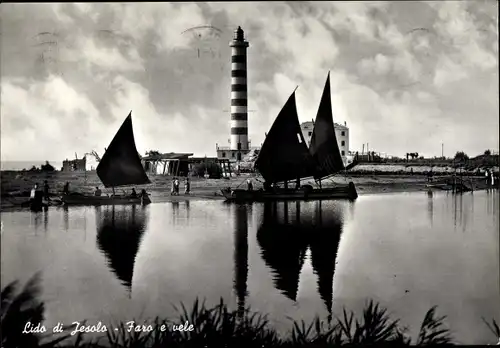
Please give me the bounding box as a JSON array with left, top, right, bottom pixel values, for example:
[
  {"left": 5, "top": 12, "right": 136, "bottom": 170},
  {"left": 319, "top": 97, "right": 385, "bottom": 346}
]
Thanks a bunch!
[
  {"left": 341, "top": 140, "right": 345, "bottom": 146},
  {"left": 237, "top": 152, "right": 242, "bottom": 161},
  {"left": 222, "top": 152, "right": 226, "bottom": 158},
  {"left": 341, "top": 150, "right": 345, "bottom": 156},
  {"left": 232, "top": 152, "right": 235, "bottom": 158},
  {"left": 237, "top": 142, "right": 242, "bottom": 150},
  {"left": 308, "top": 131, "right": 312, "bottom": 136},
  {"left": 341, "top": 131, "right": 345, "bottom": 136}
]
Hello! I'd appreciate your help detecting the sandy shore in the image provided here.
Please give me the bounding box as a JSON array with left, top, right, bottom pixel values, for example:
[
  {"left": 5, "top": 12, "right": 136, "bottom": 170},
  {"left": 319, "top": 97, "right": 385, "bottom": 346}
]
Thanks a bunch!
[{"left": 1, "top": 170, "right": 495, "bottom": 210}]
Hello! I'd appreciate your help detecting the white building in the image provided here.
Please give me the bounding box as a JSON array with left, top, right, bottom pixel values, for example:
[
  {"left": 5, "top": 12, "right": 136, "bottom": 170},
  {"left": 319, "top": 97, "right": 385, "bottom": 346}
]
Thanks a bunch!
[{"left": 300, "top": 121, "right": 351, "bottom": 165}]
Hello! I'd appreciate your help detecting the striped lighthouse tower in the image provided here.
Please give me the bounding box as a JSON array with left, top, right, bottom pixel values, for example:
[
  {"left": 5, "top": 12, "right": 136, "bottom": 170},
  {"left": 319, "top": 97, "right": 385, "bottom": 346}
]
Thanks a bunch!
[{"left": 229, "top": 27, "right": 250, "bottom": 155}]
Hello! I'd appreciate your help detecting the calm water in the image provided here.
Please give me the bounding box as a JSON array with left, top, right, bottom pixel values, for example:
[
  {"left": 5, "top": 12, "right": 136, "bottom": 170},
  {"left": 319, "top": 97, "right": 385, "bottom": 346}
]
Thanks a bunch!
[{"left": 1, "top": 191, "right": 499, "bottom": 344}]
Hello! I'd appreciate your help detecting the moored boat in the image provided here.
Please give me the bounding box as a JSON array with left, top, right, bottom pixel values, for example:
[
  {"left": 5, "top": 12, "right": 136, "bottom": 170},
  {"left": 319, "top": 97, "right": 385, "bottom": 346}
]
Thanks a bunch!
[
  {"left": 224, "top": 72, "right": 357, "bottom": 202},
  {"left": 221, "top": 183, "right": 357, "bottom": 202},
  {"left": 61, "top": 112, "right": 152, "bottom": 206},
  {"left": 62, "top": 193, "right": 151, "bottom": 206}
]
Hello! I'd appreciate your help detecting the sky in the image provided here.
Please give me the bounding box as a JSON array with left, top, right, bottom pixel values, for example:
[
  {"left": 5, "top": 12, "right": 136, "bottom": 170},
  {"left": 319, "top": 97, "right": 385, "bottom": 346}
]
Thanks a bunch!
[{"left": 1, "top": 1, "right": 498, "bottom": 166}]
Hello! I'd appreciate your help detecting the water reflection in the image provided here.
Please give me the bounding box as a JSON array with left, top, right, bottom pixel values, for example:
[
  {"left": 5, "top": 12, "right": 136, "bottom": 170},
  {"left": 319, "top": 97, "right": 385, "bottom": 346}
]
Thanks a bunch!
[
  {"left": 257, "top": 202, "right": 308, "bottom": 302},
  {"left": 172, "top": 202, "right": 180, "bottom": 225},
  {"left": 308, "top": 201, "right": 343, "bottom": 320},
  {"left": 185, "top": 200, "right": 190, "bottom": 222},
  {"left": 257, "top": 201, "right": 343, "bottom": 317},
  {"left": 63, "top": 205, "right": 69, "bottom": 232},
  {"left": 95, "top": 205, "right": 147, "bottom": 296},
  {"left": 43, "top": 210, "right": 48, "bottom": 233},
  {"left": 31, "top": 212, "right": 41, "bottom": 235},
  {"left": 427, "top": 190, "right": 433, "bottom": 226},
  {"left": 233, "top": 204, "right": 251, "bottom": 318}
]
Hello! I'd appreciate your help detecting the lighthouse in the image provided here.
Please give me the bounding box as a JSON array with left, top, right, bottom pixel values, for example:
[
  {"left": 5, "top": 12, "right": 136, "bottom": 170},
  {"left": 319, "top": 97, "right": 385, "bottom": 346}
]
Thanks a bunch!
[{"left": 229, "top": 26, "right": 250, "bottom": 159}]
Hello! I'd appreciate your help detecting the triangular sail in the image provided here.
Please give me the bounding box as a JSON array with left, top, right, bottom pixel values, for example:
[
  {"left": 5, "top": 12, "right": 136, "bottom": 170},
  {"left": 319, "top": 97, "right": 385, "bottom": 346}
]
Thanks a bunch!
[
  {"left": 96, "top": 112, "right": 151, "bottom": 188},
  {"left": 309, "top": 73, "right": 345, "bottom": 179},
  {"left": 255, "top": 91, "right": 317, "bottom": 183}
]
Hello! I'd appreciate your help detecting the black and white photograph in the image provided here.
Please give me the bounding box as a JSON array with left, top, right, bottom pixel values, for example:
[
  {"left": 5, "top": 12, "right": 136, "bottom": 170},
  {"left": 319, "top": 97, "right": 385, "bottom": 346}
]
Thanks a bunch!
[{"left": 1, "top": 1, "right": 499, "bottom": 347}]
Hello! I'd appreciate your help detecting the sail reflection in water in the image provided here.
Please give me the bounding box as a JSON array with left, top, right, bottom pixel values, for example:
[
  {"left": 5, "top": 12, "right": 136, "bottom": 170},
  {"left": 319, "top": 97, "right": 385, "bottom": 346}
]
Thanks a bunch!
[
  {"left": 95, "top": 205, "right": 148, "bottom": 295},
  {"left": 257, "top": 201, "right": 343, "bottom": 318}
]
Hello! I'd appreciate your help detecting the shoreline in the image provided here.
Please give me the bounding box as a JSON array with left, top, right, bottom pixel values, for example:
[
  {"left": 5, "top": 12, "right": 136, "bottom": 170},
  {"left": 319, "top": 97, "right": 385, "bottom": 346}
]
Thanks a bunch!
[
  {"left": 1, "top": 180, "right": 495, "bottom": 211},
  {"left": 1, "top": 170, "right": 497, "bottom": 211}
]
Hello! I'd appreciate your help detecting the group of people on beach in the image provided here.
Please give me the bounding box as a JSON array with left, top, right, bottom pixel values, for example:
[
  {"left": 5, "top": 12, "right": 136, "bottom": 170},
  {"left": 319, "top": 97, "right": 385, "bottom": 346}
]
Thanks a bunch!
[
  {"left": 29, "top": 177, "right": 194, "bottom": 202},
  {"left": 171, "top": 177, "right": 190, "bottom": 196},
  {"left": 484, "top": 169, "right": 498, "bottom": 187}
]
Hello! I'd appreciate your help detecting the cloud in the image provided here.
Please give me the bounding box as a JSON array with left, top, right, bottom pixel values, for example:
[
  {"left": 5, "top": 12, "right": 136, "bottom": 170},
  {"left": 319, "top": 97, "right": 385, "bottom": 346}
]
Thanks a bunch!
[
  {"left": 1, "top": 76, "right": 101, "bottom": 161},
  {"left": 0, "top": 1, "right": 498, "bottom": 164}
]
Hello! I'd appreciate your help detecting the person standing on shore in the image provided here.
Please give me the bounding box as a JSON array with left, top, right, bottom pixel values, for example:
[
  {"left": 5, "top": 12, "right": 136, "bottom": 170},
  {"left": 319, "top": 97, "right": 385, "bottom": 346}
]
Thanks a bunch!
[
  {"left": 171, "top": 178, "right": 176, "bottom": 195},
  {"left": 43, "top": 180, "right": 50, "bottom": 201},
  {"left": 175, "top": 177, "right": 180, "bottom": 195},
  {"left": 247, "top": 179, "right": 253, "bottom": 191},
  {"left": 30, "top": 183, "right": 38, "bottom": 201},
  {"left": 63, "top": 182, "right": 70, "bottom": 195},
  {"left": 140, "top": 189, "right": 150, "bottom": 205},
  {"left": 184, "top": 177, "right": 191, "bottom": 195}
]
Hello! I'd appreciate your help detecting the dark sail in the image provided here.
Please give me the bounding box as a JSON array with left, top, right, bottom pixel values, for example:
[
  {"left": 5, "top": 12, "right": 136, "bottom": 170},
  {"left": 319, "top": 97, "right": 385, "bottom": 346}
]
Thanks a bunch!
[
  {"left": 309, "top": 72, "right": 345, "bottom": 179},
  {"left": 96, "top": 112, "right": 151, "bottom": 188},
  {"left": 96, "top": 205, "right": 147, "bottom": 294},
  {"left": 255, "top": 91, "right": 317, "bottom": 183}
]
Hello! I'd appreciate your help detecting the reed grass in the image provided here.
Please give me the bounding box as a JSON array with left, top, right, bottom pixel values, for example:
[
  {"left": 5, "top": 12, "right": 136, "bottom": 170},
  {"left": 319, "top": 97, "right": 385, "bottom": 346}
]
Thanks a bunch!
[{"left": 1, "top": 274, "right": 498, "bottom": 347}]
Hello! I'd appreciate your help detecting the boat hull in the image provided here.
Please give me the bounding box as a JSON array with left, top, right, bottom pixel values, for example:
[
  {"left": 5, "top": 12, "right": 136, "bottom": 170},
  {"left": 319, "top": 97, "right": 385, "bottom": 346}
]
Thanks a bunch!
[
  {"left": 222, "top": 182, "right": 358, "bottom": 202},
  {"left": 61, "top": 194, "right": 151, "bottom": 206}
]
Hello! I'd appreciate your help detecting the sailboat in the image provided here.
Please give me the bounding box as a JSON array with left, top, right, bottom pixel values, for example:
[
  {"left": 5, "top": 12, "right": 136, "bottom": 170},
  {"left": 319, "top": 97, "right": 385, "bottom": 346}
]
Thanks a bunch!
[
  {"left": 61, "top": 112, "right": 152, "bottom": 206},
  {"left": 221, "top": 73, "right": 357, "bottom": 202}
]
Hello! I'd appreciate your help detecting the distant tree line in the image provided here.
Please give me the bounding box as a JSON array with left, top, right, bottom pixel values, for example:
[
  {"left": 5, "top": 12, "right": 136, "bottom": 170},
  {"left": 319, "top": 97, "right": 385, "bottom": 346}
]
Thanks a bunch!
[{"left": 23, "top": 161, "right": 55, "bottom": 172}]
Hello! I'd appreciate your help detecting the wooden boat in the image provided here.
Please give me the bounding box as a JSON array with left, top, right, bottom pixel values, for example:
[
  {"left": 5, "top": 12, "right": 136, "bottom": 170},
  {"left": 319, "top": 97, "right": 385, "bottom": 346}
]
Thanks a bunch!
[
  {"left": 61, "top": 112, "right": 152, "bottom": 206},
  {"left": 62, "top": 193, "right": 150, "bottom": 206},
  {"left": 22, "top": 193, "right": 63, "bottom": 211},
  {"left": 222, "top": 184, "right": 357, "bottom": 202},
  {"left": 426, "top": 176, "right": 473, "bottom": 192},
  {"left": 222, "top": 73, "right": 357, "bottom": 202}
]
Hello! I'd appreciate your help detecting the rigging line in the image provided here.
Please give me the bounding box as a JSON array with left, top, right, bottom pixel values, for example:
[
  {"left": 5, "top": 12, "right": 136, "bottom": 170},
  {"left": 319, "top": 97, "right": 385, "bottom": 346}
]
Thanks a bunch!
[{"left": 234, "top": 177, "right": 248, "bottom": 189}]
